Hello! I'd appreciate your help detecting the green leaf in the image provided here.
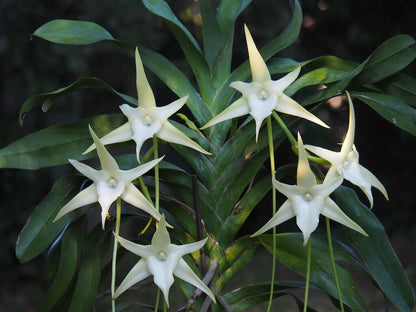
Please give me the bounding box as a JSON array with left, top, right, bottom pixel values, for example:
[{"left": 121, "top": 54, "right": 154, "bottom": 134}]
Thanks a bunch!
[
  {"left": 223, "top": 282, "right": 319, "bottom": 312},
  {"left": 36, "top": 219, "right": 84, "bottom": 312},
  {"left": 355, "top": 35, "right": 416, "bottom": 84},
  {"left": 380, "top": 73, "right": 416, "bottom": 107},
  {"left": 16, "top": 175, "right": 83, "bottom": 262},
  {"left": 0, "top": 114, "right": 126, "bottom": 169},
  {"left": 142, "top": 0, "right": 214, "bottom": 102},
  {"left": 217, "top": 0, "right": 252, "bottom": 35},
  {"left": 335, "top": 186, "right": 416, "bottom": 312},
  {"left": 19, "top": 77, "right": 136, "bottom": 125},
  {"left": 33, "top": 19, "right": 114, "bottom": 45},
  {"left": 352, "top": 91, "right": 416, "bottom": 135},
  {"left": 260, "top": 233, "right": 368, "bottom": 312},
  {"left": 68, "top": 232, "right": 108, "bottom": 312}
]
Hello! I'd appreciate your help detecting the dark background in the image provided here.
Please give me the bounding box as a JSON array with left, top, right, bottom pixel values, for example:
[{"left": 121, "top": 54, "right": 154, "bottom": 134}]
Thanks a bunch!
[{"left": 1, "top": 0, "right": 415, "bottom": 310}]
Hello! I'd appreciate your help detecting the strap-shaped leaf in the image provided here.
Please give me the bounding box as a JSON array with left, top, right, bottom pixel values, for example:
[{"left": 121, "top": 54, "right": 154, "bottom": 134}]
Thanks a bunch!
[
  {"left": 35, "top": 218, "right": 85, "bottom": 312},
  {"left": 335, "top": 186, "right": 415, "bottom": 312},
  {"left": 0, "top": 114, "right": 126, "bottom": 169},
  {"left": 19, "top": 77, "right": 136, "bottom": 125},
  {"left": 16, "top": 175, "right": 83, "bottom": 262},
  {"left": 223, "top": 282, "right": 319, "bottom": 312},
  {"left": 142, "top": 0, "right": 214, "bottom": 102},
  {"left": 382, "top": 73, "right": 416, "bottom": 107},
  {"left": 260, "top": 233, "right": 368, "bottom": 312},
  {"left": 33, "top": 19, "right": 114, "bottom": 45},
  {"left": 355, "top": 35, "right": 416, "bottom": 84},
  {"left": 68, "top": 228, "right": 110, "bottom": 312},
  {"left": 352, "top": 91, "right": 416, "bottom": 135}
]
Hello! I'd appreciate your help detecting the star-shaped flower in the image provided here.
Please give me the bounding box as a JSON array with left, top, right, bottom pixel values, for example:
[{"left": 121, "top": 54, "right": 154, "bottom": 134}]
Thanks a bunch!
[
  {"left": 54, "top": 125, "right": 162, "bottom": 229},
  {"left": 201, "top": 25, "right": 329, "bottom": 141},
  {"left": 114, "top": 215, "right": 216, "bottom": 306},
  {"left": 252, "top": 133, "right": 367, "bottom": 245},
  {"left": 84, "top": 48, "right": 210, "bottom": 161},
  {"left": 305, "top": 92, "right": 388, "bottom": 207}
]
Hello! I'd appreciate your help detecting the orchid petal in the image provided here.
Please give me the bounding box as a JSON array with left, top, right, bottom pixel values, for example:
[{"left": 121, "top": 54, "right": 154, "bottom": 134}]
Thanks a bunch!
[
  {"left": 251, "top": 200, "right": 295, "bottom": 236},
  {"left": 230, "top": 81, "right": 262, "bottom": 96},
  {"left": 170, "top": 237, "right": 208, "bottom": 258},
  {"left": 121, "top": 184, "right": 161, "bottom": 220},
  {"left": 292, "top": 195, "right": 324, "bottom": 245},
  {"left": 68, "top": 159, "right": 101, "bottom": 182},
  {"left": 201, "top": 97, "right": 250, "bottom": 129},
  {"left": 296, "top": 133, "right": 317, "bottom": 188},
  {"left": 341, "top": 91, "right": 355, "bottom": 154},
  {"left": 304, "top": 144, "right": 344, "bottom": 168},
  {"left": 151, "top": 215, "right": 171, "bottom": 247},
  {"left": 88, "top": 125, "right": 119, "bottom": 173},
  {"left": 114, "top": 259, "right": 150, "bottom": 299},
  {"left": 120, "top": 157, "right": 163, "bottom": 183},
  {"left": 116, "top": 234, "right": 155, "bottom": 259},
  {"left": 247, "top": 93, "right": 277, "bottom": 141},
  {"left": 96, "top": 180, "right": 125, "bottom": 228},
  {"left": 83, "top": 122, "right": 133, "bottom": 155},
  {"left": 272, "top": 177, "right": 304, "bottom": 198},
  {"left": 147, "top": 254, "right": 178, "bottom": 306},
  {"left": 158, "top": 121, "right": 211, "bottom": 154},
  {"left": 155, "top": 96, "right": 188, "bottom": 121},
  {"left": 322, "top": 198, "right": 367, "bottom": 236},
  {"left": 135, "top": 48, "right": 156, "bottom": 110},
  {"left": 174, "top": 258, "right": 216, "bottom": 302},
  {"left": 54, "top": 184, "right": 97, "bottom": 222},
  {"left": 267, "top": 66, "right": 301, "bottom": 94},
  {"left": 244, "top": 25, "right": 270, "bottom": 84},
  {"left": 275, "top": 93, "right": 329, "bottom": 128},
  {"left": 360, "top": 165, "right": 389, "bottom": 201}
]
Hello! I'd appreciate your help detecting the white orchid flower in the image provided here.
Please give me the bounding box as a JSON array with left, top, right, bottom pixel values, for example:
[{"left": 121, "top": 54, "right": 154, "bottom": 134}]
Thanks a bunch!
[
  {"left": 54, "top": 125, "right": 162, "bottom": 229},
  {"left": 84, "top": 48, "right": 210, "bottom": 162},
  {"left": 201, "top": 25, "right": 328, "bottom": 141},
  {"left": 114, "top": 215, "right": 216, "bottom": 307},
  {"left": 252, "top": 133, "right": 367, "bottom": 245},
  {"left": 305, "top": 92, "right": 388, "bottom": 207}
]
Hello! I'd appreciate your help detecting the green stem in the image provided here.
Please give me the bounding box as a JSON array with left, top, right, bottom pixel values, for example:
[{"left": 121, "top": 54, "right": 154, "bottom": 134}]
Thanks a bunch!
[
  {"left": 303, "top": 238, "right": 312, "bottom": 312},
  {"left": 326, "top": 218, "right": 345, "bottom": 312},
  {"left": 266, "top": 116, "right": 277, "bottom": 312},
  {"left": 272, "top": 111, "right": 296, "bottom": 145},
  {"left": 154, "top": 288, "right": 160, "bottom": 312},
  {"left": 111, "top": 197, "right": 122, "bottom": 312},
  {"left": 153, "top": 135, "right": 160, "bottom": 212}
]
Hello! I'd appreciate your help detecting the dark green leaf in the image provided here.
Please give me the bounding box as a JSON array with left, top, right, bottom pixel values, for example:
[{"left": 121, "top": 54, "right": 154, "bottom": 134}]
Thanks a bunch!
[
  {"left": 16, "top": 175, "right": 83, "bottom": 262},
  {"left": 355, "top": 35, "right": 416, "bottom": 84},
  {"left": 380, "top": 73, "right": 416, "bottom": 107},
  {"left": 33, "top": 19, "right": 114, "bottom": 45},
  {"left": 36, "top": 219, "right": 84, "bottom": 312},
  {"left": 142, "top": 0, "right": 214, "bottom": 101},
  {"left": 335, "top": 186, "right": 416, "bottom": 312},
  {"left": 0, "top": 114, "right": 126, "bottom": 169},
  {"left": 19, "top": 77, "right": 136, "bottom": 125},
  {"left": 352, "top": 91, "right": 416, "bottom": 135},
  {"left": 260, "top": 233, "right": 368, "bottom": 312}
]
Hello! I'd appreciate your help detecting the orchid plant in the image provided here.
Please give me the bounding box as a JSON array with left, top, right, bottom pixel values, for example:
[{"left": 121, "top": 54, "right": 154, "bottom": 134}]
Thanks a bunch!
[{"left": 3, "top": 0, "right": 416, "bottom": 311}]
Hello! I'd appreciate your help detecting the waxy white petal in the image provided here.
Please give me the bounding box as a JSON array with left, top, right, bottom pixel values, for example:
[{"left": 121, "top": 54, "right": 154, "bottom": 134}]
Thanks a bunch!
[
  {"left": 156, "top": 96, "right": 188, "bottom": 121},
  {"left": 267, "top": 66, "right": 301, "bottom": 94},
  {"left": 248, "top": 93, "right": 277, "bottom": 141},
  {"left": 68, "top": 159, "right": 101, "bottom": 182},
  {"left": 244, "top": 24, "right": 270, "bottom": 84},
  {"left": 96, "top": 180, "right": 125, "bottom": 228},
  {"left": 200, "top": 98, "right": 250, "bottom": 129},
  {"left": 292, "top": 195, "right": 323, "bottom": 245},
  {"left": 296, "top": 133, "right": 317, "bottom": 188},
  {"left": 151, "top": 215, "right": 171, "bottom": 247},
  {"left": 121, "top": 184, "right": 161, "bottom": 221},
  {"left": 174, "top": 258, "right": 216, "bottom": 303},
  {"left": 54, "top": 184, "right": 97, "bottom": 222},
  {"left": 158, "top": 122, "right": 210, "bottom": 155},
  {"left": 135, "top": 47, "right": 156, "bottom": 110},
  {"left": 83, "top": 122, "right": 133, "bottom": 155},
  {"left": 251, "top": 200, "right": 295, "bottom": 236},
  {"left": 321, "top": 198, "right": 367, "bottom": 236},
  {"left": 89, "top": 125, "right": 119, "bottom": 172},
  {"left": 113, "top": 259, "right": 150, "bottom": 299}
]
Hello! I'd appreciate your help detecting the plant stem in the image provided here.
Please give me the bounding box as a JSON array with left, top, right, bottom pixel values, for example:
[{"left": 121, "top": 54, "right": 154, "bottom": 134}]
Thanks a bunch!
[
  {"left": 111, "top": 197, "right": 122, "bottom": 312},
  {"left": 266, "top": 116, "right": 277, "bottom": 312},
  {"left": 326, "top": 218, "right": 345, "bottom": 312},
  {"left": 154, "top": 288, "right": 160, "bottom": 312},
  {"left": 153, "top": 135, "right": 160, "bottom": 212},
  {"left": 272, "top": 112, "right": 296, "bottom": 145},
  {"left": 303, "top": 238, "right": 312, "bottom": 312}
]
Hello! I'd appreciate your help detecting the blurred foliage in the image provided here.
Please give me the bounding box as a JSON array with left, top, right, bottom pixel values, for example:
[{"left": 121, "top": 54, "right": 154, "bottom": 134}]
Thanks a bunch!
[{"left": 1, "top": 0, "right": 415, "bottom": 310}]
